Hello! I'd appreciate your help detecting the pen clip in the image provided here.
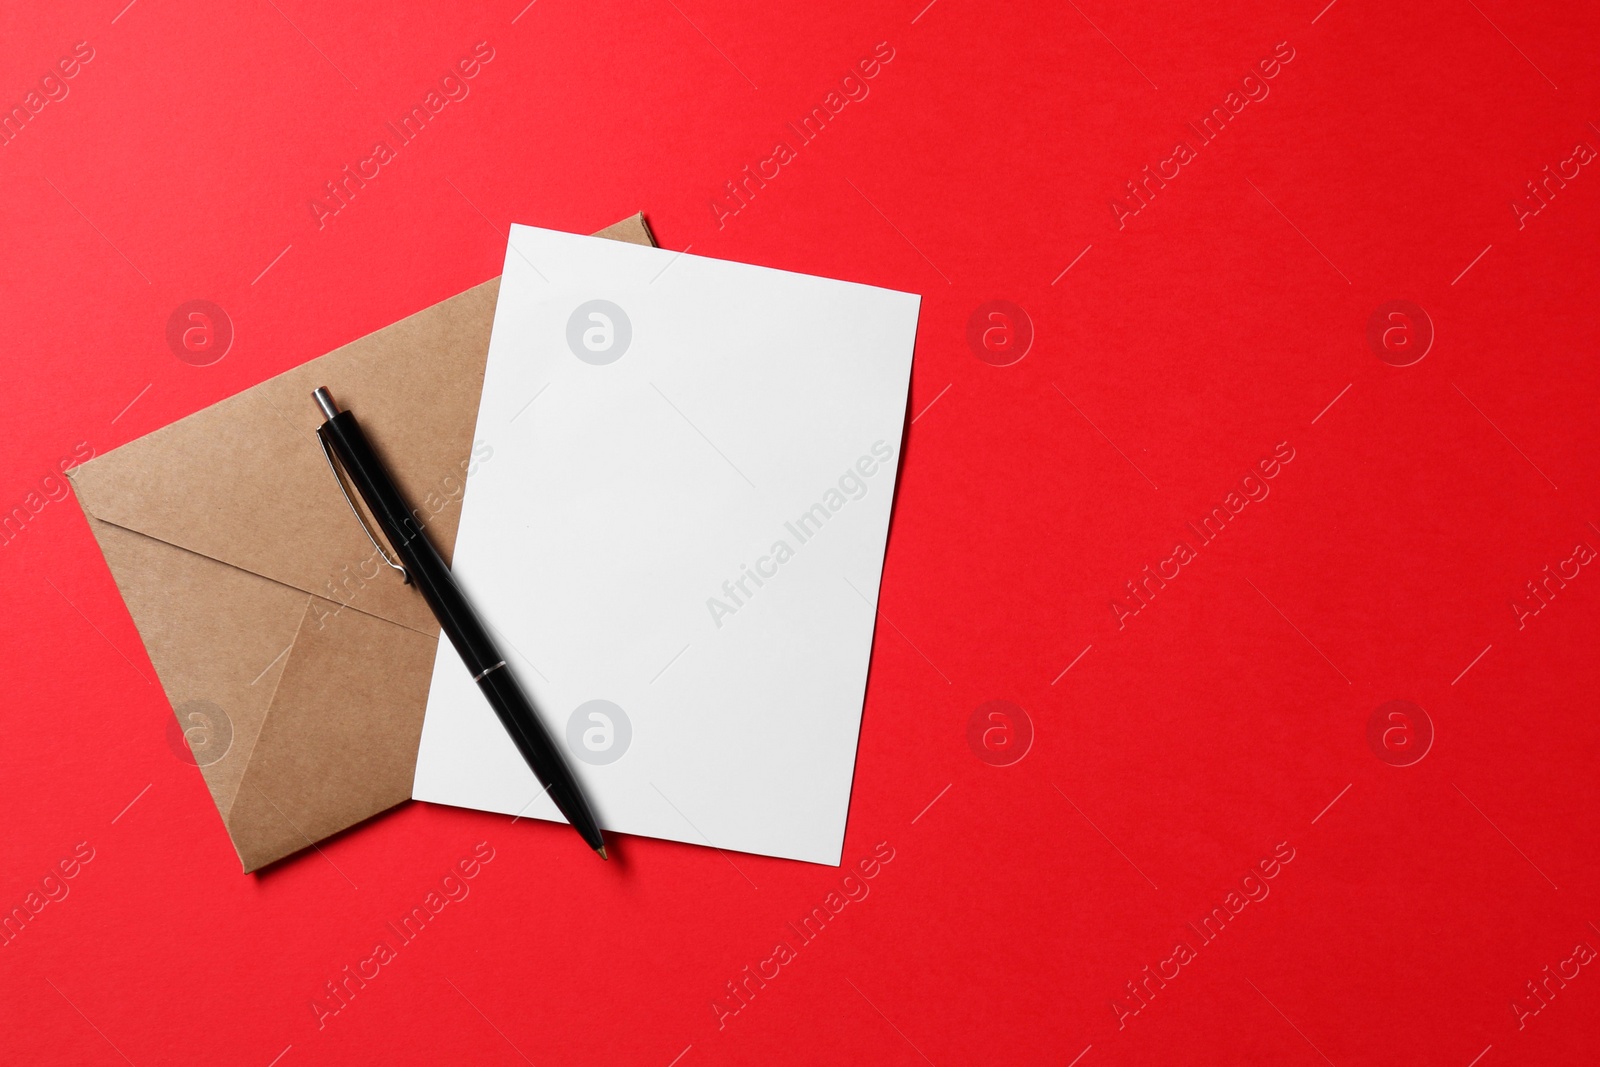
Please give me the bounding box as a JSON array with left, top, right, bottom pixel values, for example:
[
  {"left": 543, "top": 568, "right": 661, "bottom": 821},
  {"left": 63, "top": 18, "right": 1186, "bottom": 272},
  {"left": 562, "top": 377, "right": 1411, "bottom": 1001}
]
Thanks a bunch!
[{"left": 316, "top": 430, "right": 411, "bottom": 585}]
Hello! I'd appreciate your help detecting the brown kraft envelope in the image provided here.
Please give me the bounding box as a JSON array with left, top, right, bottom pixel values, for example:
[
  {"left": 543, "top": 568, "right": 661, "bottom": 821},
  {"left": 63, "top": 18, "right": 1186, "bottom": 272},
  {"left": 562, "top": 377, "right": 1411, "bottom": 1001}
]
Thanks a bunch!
[{"left": 67, "top": 214, "right": 656, "bottom": 873}]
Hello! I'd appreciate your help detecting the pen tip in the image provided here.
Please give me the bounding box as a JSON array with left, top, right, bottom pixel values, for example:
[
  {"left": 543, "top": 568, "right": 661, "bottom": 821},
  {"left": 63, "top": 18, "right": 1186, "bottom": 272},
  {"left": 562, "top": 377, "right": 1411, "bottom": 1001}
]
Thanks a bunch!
[{"left": 596, "top": 845, "right": 609, "bottom": 861}]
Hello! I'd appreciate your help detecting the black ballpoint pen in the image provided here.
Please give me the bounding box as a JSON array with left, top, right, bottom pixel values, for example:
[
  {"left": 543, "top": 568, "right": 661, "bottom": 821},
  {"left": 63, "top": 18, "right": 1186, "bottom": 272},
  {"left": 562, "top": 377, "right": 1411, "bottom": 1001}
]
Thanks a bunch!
[{"left": 311, "top": 386, "right": 608, "bottom": 860}]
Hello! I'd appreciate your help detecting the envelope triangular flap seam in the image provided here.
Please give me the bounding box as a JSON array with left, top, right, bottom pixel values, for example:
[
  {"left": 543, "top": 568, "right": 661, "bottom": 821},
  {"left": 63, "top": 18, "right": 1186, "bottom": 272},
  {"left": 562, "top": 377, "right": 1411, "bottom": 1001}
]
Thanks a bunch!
[
  {"left": 227, "top": 593, "right": 439, "bottom": 872},
  {"left": 80, "top": 513, "right": 307, "bottom": 824}
]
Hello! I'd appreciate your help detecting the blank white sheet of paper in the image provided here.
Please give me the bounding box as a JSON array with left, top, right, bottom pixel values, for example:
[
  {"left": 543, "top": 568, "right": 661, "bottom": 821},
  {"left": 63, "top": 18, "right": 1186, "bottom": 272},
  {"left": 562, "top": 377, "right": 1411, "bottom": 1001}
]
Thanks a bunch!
[{"left": 411, "top": 224, "right": 920, "bottom": 865}]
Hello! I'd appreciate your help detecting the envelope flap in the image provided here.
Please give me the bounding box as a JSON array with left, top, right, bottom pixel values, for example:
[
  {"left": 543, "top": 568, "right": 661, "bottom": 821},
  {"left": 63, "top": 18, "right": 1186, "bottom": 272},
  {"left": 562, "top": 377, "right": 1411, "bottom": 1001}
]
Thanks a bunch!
[
  {"left": 80, "top": 512, "right": 307, "bottom": 823},
  {"left": 227, "top": 594, "right": 440, "bottom": 872},
  {"left": 70, "top": 281, "right": 503, "bottom": 634}
]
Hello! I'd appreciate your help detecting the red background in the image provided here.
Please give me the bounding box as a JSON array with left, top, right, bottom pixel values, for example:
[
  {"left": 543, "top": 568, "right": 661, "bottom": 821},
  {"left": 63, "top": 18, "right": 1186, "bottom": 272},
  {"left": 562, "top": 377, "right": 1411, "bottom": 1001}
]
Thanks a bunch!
[{"left": 3, "top": 0, "right": 1598, "bottom": 1063}]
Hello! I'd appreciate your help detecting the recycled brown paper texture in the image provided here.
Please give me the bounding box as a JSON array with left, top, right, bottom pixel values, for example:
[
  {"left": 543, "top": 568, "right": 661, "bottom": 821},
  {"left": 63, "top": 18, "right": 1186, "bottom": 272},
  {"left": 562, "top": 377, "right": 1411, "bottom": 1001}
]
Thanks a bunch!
[{"left": 68, "top": 214, "right": 656, "bottom": 872}]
